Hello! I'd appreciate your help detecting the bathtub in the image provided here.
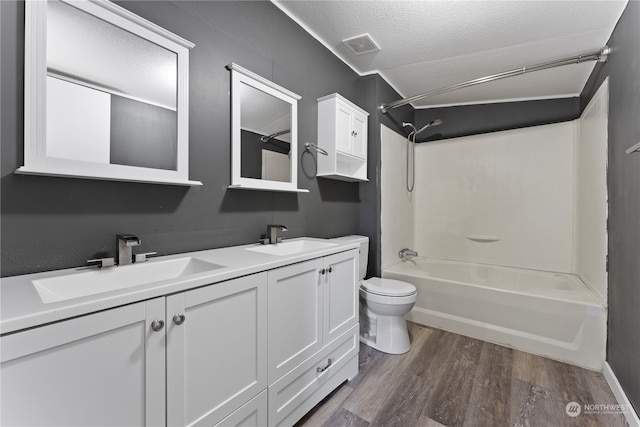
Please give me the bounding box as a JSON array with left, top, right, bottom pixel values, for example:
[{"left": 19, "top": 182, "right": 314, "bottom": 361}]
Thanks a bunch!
[{"left": 383, "top": 258, "right": 606, "bottom": 370}]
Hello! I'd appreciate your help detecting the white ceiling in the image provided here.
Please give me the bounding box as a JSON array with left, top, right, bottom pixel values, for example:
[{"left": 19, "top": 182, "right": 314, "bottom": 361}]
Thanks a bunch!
[{"left": 272, "top": 0, "right": 627, "bottom": 109}]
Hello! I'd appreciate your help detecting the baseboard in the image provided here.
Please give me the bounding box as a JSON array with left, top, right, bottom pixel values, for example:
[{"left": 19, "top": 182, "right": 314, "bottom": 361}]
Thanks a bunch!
[{"left": 603, "top": 362, "right": 640, "bottom": 427}]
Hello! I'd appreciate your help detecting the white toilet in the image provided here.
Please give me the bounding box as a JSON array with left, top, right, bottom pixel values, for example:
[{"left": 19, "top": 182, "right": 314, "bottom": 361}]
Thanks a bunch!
[{"left": 334, "top": 235, "right": 417, "bottom": 354}]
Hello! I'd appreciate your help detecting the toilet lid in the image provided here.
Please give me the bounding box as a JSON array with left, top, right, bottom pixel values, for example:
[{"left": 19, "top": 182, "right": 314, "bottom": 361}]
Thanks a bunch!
[{"left": 361, "top": 277, "right": 416, "bottom": 297}]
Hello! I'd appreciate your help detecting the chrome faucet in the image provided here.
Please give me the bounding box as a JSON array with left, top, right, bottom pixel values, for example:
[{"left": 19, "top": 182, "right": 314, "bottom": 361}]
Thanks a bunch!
[
  {"left": 117, "top": 234, "right": 141, "bottom": 265},
  {"left": 399, "top": 248, "right": 418, "bottom": 260},
  {"left": 262, "top": 224, "right": 287, "bottom": 245}
]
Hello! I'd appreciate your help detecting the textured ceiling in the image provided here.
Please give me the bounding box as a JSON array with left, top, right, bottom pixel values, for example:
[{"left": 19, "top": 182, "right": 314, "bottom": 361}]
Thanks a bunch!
[{"left": 273, "top": 0, "right": 627, "bottom": 109}]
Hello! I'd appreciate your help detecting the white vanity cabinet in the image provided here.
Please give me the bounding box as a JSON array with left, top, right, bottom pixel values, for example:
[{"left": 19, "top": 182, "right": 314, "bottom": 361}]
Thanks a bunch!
[
  {"left": 267, "top": 249, "right": 359, "bottom": 426},
  {"left": 317, "top": 93, "right": 369, "bottom": 182},
  {"left": 0, "top": 273, "right": 267, "bottom": 427},
  {"left": 166, "top": 272, "right": 268, "bottom": 427},
  {"left": 0, "top": 299, "right": 166, "bottom": 427},
  {"left": 0, "top": 243, "right": 360, "bottom": 427}
]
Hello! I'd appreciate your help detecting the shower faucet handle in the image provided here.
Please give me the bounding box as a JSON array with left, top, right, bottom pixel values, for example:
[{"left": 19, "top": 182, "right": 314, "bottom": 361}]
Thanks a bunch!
[{"left": 399, "top": 248, "right": 418, "bottom": 260}]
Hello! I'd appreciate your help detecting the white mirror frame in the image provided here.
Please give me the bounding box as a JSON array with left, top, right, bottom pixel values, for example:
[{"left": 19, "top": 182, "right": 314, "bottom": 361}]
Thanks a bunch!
[
  {"left": 18, "top": 0, "right": 202, "bottom": 186},
  {"left": 228, "top": 63, "right": 308, "bottom": 193}
]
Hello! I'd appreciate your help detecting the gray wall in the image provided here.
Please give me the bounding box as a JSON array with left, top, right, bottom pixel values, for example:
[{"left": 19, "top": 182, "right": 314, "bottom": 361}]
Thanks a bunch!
[
  {"left": 1, "top": 0, "right": 363, "bottom": 277},
  {"left": 413, "top": 97, "right": 581, "bottom": 142},
  {"left": 358, "top": 74, "right": 413, "bottom": 277},
  {"left": 581, "top": 1, "right": 640, "bottom": 414}
]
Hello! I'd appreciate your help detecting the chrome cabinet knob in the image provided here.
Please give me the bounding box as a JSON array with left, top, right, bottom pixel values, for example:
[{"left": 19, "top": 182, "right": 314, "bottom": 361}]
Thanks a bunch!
[
  {"left": 151, "top": 320, "right": 165, "bottom": 332},
  {"left": 173, "top": 314, "right": 186, "bottom": 325}
]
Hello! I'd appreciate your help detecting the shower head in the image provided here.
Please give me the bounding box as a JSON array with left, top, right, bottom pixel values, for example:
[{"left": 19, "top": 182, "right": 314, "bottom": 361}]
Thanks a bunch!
[{"left": 415, "top": 118, "right": 443, "bottom": 135}]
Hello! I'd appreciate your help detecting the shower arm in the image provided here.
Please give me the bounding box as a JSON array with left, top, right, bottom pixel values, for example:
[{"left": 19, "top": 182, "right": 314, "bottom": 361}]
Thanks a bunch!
[
  {"left": 260, "top": 129, "right": 291, "bottom": 143},
  {"left": 380, "top": 46, "right": 610, "bottom": 114}
]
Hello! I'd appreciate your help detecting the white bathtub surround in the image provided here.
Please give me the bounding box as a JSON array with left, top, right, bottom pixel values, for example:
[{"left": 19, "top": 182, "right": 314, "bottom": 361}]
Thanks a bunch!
[
  {"left": 414, "top": 122, "right": 575, "bottom": 273},
  {"left": 383, "top": 258, "right": 606, "bottom": 370},
  {"left": 379, "top": 109, "right": 610, "bottom": 371},
  {"left": 576, "top": 79, "right": 609, "bottom": 306},
  {"left": 380, "top": 125, "right": 415, "bottom": 270}
]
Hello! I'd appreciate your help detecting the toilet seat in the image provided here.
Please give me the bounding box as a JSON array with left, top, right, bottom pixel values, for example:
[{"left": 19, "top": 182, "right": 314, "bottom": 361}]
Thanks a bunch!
[{"left": 361, "top": 277, "right": 416, "bottom": 297}]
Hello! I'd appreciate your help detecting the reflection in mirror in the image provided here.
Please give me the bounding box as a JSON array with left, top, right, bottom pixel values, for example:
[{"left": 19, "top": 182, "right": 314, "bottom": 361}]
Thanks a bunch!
[
  {"left": 239, "top": 82, "right": 291, "bottom": 182},
  {"left": 228, "top": 63, "right": 307, "bottom": 192},
  {"left": 47, "top": 0, "right": 178, "bottom": 170},
  {"left": 19, "top": 0, "right": 201, "bottom": 185}
]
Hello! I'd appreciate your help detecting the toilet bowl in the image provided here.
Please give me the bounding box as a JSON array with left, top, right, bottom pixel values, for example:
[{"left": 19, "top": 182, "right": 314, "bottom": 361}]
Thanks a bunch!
[
  {"left": 359, "top": 277, "right": 416, "bottom": 354},
  {"left": 332, "top": 235, "right": 417, "bottom": 354}
]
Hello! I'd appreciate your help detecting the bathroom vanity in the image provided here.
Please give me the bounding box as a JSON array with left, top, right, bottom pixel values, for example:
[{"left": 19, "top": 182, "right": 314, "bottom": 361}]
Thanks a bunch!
[{"left": 0, "top": 238, "right": 359, "bottom": 427}]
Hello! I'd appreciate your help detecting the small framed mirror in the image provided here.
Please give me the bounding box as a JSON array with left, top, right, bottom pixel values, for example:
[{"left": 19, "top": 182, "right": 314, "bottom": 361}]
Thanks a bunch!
[
  {"left": 18, "top": 0, "right": 201, "bottom": 186},
  {"left": 228, "top": 63, "right": 307, "bottom": 192}
]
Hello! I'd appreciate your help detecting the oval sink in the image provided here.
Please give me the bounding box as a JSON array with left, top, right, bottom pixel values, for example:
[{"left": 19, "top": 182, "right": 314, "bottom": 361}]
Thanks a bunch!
[
  {"left": 245, "top": 239, "right": 336, "bottom": 256},
  {"left": 33, "top": 257, "right": 224, "bottom": 304}
]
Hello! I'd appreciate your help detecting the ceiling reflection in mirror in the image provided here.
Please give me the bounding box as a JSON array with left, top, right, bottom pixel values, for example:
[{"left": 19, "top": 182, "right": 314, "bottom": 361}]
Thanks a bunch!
[
  {"left": 239, "top": 82, "right": 291, "bottom": 182},
  {"left": 46, "top": 0, "right": 178, "bottom": 171}
]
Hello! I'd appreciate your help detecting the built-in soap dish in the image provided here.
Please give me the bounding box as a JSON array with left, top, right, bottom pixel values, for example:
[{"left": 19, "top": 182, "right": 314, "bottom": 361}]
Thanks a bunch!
[{"left": 467, "top": 235, "right": 500, "bottom": 243}]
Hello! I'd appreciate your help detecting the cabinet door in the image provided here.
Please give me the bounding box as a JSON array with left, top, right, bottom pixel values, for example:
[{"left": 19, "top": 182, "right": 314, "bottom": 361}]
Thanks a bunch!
[
  {"left": 335, "top": 101, "right": 353, "bottom": 154},
  {"left": 0, "top": 298, "right": 166, "bottom": 427},
  {"left": 166, "top": 273, "right": 267, "bottom": 427},
  {"left": 268, "top": 258, "right": 324, "bottom": 383},
  {"left": 214, "top": 390, "right": 267, "bottom": 427},
  {"left": 323, "top": 249, "right": 359, "bottom": 343},
  {"left": 351, "top": 110, "right": 368, "bottom": 159}
]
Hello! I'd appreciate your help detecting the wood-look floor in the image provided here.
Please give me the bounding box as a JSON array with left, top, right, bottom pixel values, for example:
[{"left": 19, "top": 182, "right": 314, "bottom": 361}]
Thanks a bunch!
[{"left": 295, "top": 322, "right": 628, "bottom": 427}]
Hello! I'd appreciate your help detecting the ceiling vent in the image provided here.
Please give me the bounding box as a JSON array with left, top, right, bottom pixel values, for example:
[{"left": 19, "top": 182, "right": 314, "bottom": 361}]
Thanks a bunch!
[{"left": 342, "top": 34, "right": 381, "bottom": 56}]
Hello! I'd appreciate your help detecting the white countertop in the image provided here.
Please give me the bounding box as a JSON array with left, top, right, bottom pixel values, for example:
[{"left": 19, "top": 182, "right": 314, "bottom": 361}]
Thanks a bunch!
[{"left": 0, "top": 237, "right": 359, "bottom": 335}]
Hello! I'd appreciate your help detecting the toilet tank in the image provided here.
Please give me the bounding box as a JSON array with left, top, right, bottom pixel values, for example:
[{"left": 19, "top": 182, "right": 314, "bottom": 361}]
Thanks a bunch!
[{"left": 332, "top": 235, "right": 369, "bottom": 280}]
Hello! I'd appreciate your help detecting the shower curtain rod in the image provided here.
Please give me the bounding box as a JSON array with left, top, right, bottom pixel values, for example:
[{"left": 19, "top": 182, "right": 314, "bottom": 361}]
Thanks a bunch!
[{"left": 380, "top": 46, "right": 610, "bottom": 114}]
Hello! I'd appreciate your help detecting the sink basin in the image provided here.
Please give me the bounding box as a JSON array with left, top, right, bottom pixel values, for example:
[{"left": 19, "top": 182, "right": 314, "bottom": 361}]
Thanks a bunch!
[
  {"left": 245, "top": 239, "right": 336, "bottom": 256},
  {"left": 33, "top": 257, "right": 224, "bottom": 304}
]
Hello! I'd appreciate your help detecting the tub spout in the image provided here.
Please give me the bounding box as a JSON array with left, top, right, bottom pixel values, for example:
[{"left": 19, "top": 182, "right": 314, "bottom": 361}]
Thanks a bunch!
[{"left": 399, "top": 248, "right": 418, "bottom": 260}]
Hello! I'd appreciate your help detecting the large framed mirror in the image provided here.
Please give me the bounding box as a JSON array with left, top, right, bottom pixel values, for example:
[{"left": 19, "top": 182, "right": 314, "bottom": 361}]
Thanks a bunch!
[
  {"left": 228, "top": 63, "right": 307, "bottom": 192},
  {"left": 18, "top": 0, "right": 201, "bottom": 186}
]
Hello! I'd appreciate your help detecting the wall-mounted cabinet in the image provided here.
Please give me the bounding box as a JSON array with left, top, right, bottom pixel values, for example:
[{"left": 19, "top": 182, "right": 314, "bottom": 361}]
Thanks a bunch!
[{"left": 317, "top": 93, "right": 369, "bottom": 182}]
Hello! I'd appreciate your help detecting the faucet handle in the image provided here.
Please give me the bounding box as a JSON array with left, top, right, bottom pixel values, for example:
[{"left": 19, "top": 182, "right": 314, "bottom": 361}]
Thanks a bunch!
[
  {"left": 87, "top": 257, "right": 116, "bottom": 268},
  {"left": 117, "top": 234, "right": 141, "bottom": 247},
  {"left": 267, "top": 224, "right": 288, "bottom": 231},
  {"left": 134, "top": 252, "right": 157, "bottom": 263}
]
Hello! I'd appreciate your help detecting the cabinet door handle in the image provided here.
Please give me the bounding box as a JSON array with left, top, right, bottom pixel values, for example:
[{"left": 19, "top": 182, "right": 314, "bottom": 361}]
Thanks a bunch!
[
  {"left": 173, "top": 314, "right": 186, "bottom": 325},
  {"left": 320, "top": 268, "right": 326, "bottom": 275},
  {"left": 151, "top": 319, "right": 165, "bottom": 332},
  {"left": 317, "top": 358, "right": 332, "bottom": 373},
  {"left": 327, "top": 266, "right": 333, "bottom": 273}
]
